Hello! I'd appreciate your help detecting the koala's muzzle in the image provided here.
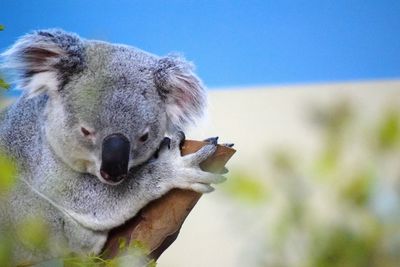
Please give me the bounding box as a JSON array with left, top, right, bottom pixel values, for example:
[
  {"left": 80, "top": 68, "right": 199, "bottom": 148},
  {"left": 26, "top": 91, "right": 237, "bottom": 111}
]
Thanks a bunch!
[{"left": 100, "top": 133, "right": 130, "bottom": 184}]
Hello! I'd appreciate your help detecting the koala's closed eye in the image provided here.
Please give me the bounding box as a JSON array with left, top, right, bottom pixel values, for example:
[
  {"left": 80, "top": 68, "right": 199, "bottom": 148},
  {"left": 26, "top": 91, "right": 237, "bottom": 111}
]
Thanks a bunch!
[
  {"left": 139, "top": 132, "right": 149, "bottom": 142},
  {"left": 81, "top": 127, "right": 93, "bottom": 137}
]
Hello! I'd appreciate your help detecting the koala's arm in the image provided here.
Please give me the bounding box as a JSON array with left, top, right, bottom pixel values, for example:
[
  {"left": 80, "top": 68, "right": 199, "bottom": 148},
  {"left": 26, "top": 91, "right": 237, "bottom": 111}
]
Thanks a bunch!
[{"left": 133, "top": 132, "right": 226, "bottom": 197}]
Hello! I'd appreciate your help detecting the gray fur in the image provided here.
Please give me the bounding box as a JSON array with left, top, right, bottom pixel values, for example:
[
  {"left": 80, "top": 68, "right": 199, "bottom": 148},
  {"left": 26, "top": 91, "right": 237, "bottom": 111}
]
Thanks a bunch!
[{"left": 0, "top": 29, "right": 223, "bottom": 264}]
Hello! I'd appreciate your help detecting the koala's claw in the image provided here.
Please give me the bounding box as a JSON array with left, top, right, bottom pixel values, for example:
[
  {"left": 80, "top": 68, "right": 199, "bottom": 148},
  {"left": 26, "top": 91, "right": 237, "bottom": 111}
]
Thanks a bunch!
[
  {"left": 178, "top": 131, "right": 186, "bottom": 149},
  {"left": 169, "top": 131, "right": 186, "bottom": 150},
  {"left": 186, "top": 169, "right": 226, "bottom": 184},
  {"left": 160, "top": 137, "right": 171, "bottom": 149},
  {"left": 204, "top": 138, "right": 234, "bottom": 148},
  {"left": 190, "top": 183, "right": 215, "bottom": 193},
  {"left": 222, "top": 143, "right": 234, "bottom": 148},
  {"left": 203, "top": 136, "right": 219, "bottom": 145},
  {"left": 220, "top": 167, "right": 229, "bottom": 174},
  {"left": 180, "top": 170, "right": 225, "bottom": 193},
  {"left": 153, "top": 137, "right": 171, "bottom": 159},
  {"left": 156, "top": 132, "right": 185, "bottom": 159}
]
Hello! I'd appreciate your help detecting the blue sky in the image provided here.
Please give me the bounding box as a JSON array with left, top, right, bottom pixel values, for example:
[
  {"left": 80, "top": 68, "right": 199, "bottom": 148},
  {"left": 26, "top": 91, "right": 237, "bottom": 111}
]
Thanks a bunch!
[{"left": 1, "top": 0, "right": 399, "bottom": 90}]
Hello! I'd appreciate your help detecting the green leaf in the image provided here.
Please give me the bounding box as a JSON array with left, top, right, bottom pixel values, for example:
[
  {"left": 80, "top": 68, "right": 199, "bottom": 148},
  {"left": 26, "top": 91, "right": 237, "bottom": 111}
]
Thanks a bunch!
[
  {"left": 0, "top": 233, "right": 13, "bottom": 266},
  {"left": 310, "top": 226, "right": 379, "bottom": 267},
  {"left": 222, "top": 171, "right": 268, "bottom": 204},
  {"left": 0, "top": 153, "right": 17, "bottom": 194},
  {"left": 0, "top": 25, "right": 4, "bottom": 31},
  {"left": 377, "top": 110, "right": 400, "bottom": 150},
  {"left": 314, "top": 143, "right": 340, "bottom": 176},
  {"left": 341, "top": 169, "right": 374, "bottom": 206},
  {"left": 147, "top": 259, "right": 157, "bottom": 267},
  {"left": 0, "top": 78, "right": 10, "bottom": 90},
  {"left": 118, "top": 237, "right": 127, "bottom": 249},
  {"left": 129, "top": 239, "right": 150, "bottom": 253},
  {"left": 271, "top": 149, "right": 295, "bottom": 173},
  {"left": 18, "top": 216, "right": 49, "bottom": 251}
]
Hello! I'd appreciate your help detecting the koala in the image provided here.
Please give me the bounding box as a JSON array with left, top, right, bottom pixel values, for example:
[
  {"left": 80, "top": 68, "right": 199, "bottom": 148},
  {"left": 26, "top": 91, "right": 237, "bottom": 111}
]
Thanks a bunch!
[{"left": 0, "top": 29, "right": 225, "bottom": 264}]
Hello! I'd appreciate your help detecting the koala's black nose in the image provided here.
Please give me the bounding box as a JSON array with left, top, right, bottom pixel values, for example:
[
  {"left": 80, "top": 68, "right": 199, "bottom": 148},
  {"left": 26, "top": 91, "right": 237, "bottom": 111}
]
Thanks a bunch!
[{"left": 100, "top": 133, "right": 130, "bottom": 184}]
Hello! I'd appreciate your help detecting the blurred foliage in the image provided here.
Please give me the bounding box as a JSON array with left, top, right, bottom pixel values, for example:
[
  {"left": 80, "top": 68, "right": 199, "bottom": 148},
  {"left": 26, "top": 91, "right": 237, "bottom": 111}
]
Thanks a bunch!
[
  {"left": 310, "top": 226, "right": 380, "bottom": 267},
  {"left": 341, "top": 169, "right": 374, "bottom": 207},
  {"left": 0, "top": 79, "right": 10, "bottom": 90},
  {"left": 224, "top": 100, "right": 400, "bottom": 267},
  {"left": 35, "top": 238, "right": 154, "bottom": 267},
  {"left": 0, "top": 25, "right": 16, "bottom": 267},
  {"left": 0, "top": 234, "right": 13, "bottom": 267},
  {"left": 312, "top": 101, "right": 352, "bottom": 176},
  {"left": 17, "top": 217, "right": 50, "bottom": 252},
  {"left": 377, "top": 109, "right": 400, "bottom": 151},
  {"left": 0, "top": 24, "right": 10, "bottom": 90},
  {"left": 270, "top": 149, "right": 296, "bottom": 174},
  {"left": 222, "top": 171, "right": 268, "bottom": 204},
  {"left": 0, "top": 153, "right": 17, "bottom": 196}
]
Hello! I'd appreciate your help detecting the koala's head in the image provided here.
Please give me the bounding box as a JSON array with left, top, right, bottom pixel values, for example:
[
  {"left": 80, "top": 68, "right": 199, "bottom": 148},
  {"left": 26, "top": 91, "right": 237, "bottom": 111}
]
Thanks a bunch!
[{"left": 2, "top": 29, "right": 206, "bottom": 185}]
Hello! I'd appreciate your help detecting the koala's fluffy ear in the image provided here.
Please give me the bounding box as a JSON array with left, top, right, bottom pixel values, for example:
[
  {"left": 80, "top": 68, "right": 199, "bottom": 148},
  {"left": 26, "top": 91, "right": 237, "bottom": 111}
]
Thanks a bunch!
[
  {"left": 154, "top": 56, "right": 207, "bottom": 132},
  {"left": 1, "top": 29, "right": 85, "bottom": 97}
]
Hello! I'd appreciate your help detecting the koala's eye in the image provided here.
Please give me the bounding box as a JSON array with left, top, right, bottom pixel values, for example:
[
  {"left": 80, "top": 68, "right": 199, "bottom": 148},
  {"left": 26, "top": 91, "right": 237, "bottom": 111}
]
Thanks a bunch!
[
  {"left": 81, "top": 127, "right": 92, "bottom": 137},
  {"left": 139, "top": 132, "right": 149, "bottom": 142}
]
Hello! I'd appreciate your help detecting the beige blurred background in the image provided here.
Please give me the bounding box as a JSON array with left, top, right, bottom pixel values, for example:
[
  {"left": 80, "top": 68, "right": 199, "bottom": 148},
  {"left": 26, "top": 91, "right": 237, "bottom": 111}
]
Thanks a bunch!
[{"left": 159, "top": 80, "right": 400, "bottom": 267}]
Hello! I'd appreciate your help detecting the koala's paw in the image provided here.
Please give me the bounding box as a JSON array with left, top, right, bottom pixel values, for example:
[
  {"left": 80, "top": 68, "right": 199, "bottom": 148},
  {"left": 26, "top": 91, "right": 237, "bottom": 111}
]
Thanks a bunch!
[{"left": 157, "top": 132, "right": 227, "bottom": 193}]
